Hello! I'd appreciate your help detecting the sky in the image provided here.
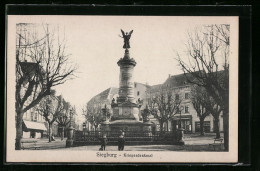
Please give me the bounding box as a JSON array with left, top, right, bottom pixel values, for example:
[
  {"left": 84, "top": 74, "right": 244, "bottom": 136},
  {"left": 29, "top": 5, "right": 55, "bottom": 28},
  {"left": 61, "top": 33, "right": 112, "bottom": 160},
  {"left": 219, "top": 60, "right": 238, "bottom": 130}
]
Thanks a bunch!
[{"left": 11, "top": 16, "right": 237, "bottom": 115}]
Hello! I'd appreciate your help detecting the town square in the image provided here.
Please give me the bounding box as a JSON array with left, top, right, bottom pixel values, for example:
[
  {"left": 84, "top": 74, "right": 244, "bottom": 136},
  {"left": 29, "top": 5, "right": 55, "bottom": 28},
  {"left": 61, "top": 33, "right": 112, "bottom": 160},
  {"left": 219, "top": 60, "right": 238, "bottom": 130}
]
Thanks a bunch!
[{"left": 6, "top": 15, "right": 239, "bottom": 163}]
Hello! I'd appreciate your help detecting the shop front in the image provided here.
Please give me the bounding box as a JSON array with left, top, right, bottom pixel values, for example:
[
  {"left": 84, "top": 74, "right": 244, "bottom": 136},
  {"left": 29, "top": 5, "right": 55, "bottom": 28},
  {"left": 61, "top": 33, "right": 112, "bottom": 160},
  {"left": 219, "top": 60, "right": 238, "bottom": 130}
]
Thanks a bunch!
[
  {"left": 171, "top": 115, "right": 192, "bottom": 133},
  {"left": 195, "top": 121, "right": 211, "bottom": 133},
  {"left": 22, "top": 120, "right": 47, "bottom": 138}
]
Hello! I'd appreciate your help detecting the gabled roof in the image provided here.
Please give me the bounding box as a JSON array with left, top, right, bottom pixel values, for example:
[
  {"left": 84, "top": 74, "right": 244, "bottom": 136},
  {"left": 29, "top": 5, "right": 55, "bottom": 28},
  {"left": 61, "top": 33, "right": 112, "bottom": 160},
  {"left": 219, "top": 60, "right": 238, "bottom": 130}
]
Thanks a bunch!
[{"left": 88, "top": 87, "right": 119, "bottom": 105}]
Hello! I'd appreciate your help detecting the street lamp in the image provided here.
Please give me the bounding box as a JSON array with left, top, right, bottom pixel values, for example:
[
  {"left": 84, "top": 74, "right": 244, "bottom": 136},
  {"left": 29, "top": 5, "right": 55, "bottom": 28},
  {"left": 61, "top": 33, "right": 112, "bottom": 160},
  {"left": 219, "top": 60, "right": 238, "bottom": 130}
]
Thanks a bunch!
[{"left": 66, "top": 108, "right": 74, "bottom": 147}]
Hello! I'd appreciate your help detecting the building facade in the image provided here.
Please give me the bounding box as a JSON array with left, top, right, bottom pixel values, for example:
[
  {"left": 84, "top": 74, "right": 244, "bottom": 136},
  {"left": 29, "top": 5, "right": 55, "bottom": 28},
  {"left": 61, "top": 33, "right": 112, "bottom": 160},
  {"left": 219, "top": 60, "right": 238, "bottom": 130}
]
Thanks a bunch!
[{"left": 22, "top": 95, "right": 60, "bottom": 139}]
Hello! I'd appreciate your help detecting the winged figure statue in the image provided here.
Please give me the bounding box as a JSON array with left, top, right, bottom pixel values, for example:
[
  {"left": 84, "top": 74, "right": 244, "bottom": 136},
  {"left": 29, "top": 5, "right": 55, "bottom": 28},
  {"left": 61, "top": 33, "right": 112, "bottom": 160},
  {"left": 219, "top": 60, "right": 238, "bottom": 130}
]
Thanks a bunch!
[{"left": 120, "top": 29, "right": 133, "bottom": 49}]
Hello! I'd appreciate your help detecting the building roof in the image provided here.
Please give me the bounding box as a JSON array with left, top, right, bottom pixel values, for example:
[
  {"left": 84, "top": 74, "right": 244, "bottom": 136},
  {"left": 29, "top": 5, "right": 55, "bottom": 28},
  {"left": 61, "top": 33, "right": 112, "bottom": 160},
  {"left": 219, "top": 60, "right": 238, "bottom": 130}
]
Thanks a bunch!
[
  {"left": 163, "top": 73, "right": 193, "bottom": 88},
  {"left": 88, "top": 87, "right": 118, "bottom": 105},
  {"left": 87, "top": 82, "right": 148, "bottom": 105}
]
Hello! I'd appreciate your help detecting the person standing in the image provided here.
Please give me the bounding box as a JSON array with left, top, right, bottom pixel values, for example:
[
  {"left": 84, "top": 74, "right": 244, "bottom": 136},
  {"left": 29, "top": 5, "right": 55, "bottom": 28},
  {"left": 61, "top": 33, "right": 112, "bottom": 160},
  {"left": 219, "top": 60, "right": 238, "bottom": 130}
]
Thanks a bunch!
[
  {"left": 118, "top": 132, "right": 125, "bottom": 151},
  {"left": 100, "top": 134, "right": 107, "bottom": 151}
]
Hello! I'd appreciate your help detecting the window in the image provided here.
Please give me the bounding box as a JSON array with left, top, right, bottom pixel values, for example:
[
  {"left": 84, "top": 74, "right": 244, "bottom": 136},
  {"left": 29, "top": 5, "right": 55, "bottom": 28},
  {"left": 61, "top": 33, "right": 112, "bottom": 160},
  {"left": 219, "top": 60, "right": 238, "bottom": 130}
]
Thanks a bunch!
[
  {"left": 175, "top": 94, "right": 179, "bottom": 100},
  {"left": 134, "top": 83, "right": 137, "bottom": 88},
  {"left": 137, "top": 91, "right": 140, "bottom": 96},
  {"left": 185, "top": 93, "right": 189, "bottom": 99},
  {"left": 34, "top": 113, "right": 38, "bottom": 121},
  {"left": 185, "top": 106, "right": 189, "bottom": 113},
  {"left": 31, "top": 112, "right": 34, "bottom": 121}
]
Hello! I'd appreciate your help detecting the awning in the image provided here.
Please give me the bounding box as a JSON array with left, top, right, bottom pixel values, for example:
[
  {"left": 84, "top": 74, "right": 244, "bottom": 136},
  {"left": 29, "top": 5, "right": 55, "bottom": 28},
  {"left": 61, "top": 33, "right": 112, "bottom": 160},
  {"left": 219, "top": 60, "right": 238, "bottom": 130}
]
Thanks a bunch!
[{"left": 23, "top": 120, "right": 47, "bottom": 131}]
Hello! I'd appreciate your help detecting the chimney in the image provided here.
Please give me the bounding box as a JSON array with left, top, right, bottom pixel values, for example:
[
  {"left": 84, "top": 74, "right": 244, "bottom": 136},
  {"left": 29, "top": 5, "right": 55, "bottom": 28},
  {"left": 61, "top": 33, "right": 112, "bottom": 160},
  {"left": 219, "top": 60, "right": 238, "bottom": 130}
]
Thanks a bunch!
[{"left": 168, "top": 74, "right": 171, "bottom": 78}]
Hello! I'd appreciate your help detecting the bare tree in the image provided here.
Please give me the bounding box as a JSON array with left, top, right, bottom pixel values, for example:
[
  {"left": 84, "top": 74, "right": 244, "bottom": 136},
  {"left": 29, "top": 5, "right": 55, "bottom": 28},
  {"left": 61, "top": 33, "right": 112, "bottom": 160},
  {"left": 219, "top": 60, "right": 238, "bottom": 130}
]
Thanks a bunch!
[
  {"left": 55, "top": 97, "right": 71, "bottom": 141},
  {"left": 176, "top": 24, "right": 229, "bottom": 150},
  {"left": 15, "top": 23, "right": 77, "bottom": 149},
  {"left": 82, "top": 101, "right": 104, "bottom": 131},
  {"left": 190, "top": 85, "right": 211, "bottom": 136},
  {"left": 37, "top": 94, "right": 63, "bottom": 142},
  {"left": 148, "top": 86, "right": 182, "bottom": 132}
]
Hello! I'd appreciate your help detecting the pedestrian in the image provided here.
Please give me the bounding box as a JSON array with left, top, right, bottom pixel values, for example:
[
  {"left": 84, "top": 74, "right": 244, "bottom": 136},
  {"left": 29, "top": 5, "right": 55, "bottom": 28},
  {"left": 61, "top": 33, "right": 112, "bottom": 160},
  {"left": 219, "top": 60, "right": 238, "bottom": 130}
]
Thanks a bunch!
[
  {"left": 99, "top": 134, "right": 107, "bottom": 151},
  {"left": 118, "top": 132, "right": 125, "bottom": 151}
]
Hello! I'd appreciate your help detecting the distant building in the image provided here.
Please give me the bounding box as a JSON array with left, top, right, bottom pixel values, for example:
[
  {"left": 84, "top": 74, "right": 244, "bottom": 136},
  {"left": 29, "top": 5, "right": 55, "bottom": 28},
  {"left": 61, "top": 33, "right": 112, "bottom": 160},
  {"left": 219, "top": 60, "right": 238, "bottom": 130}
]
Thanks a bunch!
[
  {"left": 147, "top": 74, "right": 223, "bottom": 133},
  {"left": 86, "top": 75, "right": 223, "bottom": 133}
]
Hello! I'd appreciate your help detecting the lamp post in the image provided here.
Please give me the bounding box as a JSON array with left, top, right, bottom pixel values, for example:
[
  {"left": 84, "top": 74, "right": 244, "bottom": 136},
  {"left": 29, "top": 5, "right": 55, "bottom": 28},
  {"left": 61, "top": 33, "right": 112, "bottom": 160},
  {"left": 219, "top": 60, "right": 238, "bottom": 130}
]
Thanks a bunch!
[{"left": 66, "top": 108, "right": 74, "bottom": 147}]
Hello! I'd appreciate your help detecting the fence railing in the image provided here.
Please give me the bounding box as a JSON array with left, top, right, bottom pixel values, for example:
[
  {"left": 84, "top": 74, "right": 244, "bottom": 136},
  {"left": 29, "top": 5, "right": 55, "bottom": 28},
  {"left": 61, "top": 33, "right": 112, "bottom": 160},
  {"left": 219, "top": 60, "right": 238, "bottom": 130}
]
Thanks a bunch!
[{"left": 73, "top": 130, "right": 180, "bottom": 146}]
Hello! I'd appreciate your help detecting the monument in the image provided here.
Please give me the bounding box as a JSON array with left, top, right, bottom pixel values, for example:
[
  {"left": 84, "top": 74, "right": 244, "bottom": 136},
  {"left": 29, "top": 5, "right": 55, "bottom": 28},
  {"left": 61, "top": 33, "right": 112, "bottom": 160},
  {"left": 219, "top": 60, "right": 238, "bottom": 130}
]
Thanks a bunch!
[{"left": 101, "top": 30, "right": 152, "bottom": 132}]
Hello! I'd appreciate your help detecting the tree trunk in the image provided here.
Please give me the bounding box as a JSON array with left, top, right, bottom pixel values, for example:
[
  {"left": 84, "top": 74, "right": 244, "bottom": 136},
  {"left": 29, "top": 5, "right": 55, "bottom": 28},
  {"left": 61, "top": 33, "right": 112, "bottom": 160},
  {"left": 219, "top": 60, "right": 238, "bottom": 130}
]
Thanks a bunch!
[
  {"left": 48, "top": 123, "right": 52, "bottom": 142},
  {"left": 15, "top": 109, "right": 24, "bottom": 150},
  {"left": 61, "top": 127, "right": 64, "bottom": 141},
  {"left": 223, "top": 108, "right": 229, "bottom": 151},
  {"left": 214, "top": 118, "right": 220, "bottom": 139},
  {"left": 200, "top": 119, "right": 205, "bottom": 136},
  {"left": 159, "top": 122, "right": 164, "bottom": 133}
]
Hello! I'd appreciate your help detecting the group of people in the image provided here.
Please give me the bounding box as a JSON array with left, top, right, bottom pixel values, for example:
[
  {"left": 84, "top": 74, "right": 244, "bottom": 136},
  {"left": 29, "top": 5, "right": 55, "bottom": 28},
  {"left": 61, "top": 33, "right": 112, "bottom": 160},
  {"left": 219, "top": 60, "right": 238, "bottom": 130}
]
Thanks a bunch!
[{"left": 99, "top": 131, "right": 125, "bottom": 151}]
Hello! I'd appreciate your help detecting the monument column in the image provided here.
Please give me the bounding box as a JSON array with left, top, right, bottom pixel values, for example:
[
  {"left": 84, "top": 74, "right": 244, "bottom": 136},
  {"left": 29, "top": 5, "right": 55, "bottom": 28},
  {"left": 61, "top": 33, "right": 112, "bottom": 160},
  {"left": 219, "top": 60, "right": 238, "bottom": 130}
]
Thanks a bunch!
[{"left": 117, "top": 49, "right": 136, "bottom": 103}]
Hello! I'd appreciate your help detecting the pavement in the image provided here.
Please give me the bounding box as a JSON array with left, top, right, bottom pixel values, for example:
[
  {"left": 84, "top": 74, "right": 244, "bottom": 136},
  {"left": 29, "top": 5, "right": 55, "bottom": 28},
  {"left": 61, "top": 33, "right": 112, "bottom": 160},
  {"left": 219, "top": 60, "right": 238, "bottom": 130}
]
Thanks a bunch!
[
  {"left": 21, "top": 133, "right": 225, "bottom": 151},
  {"left": 21, "top": 138, "right": 66, "bottom": 150}
]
